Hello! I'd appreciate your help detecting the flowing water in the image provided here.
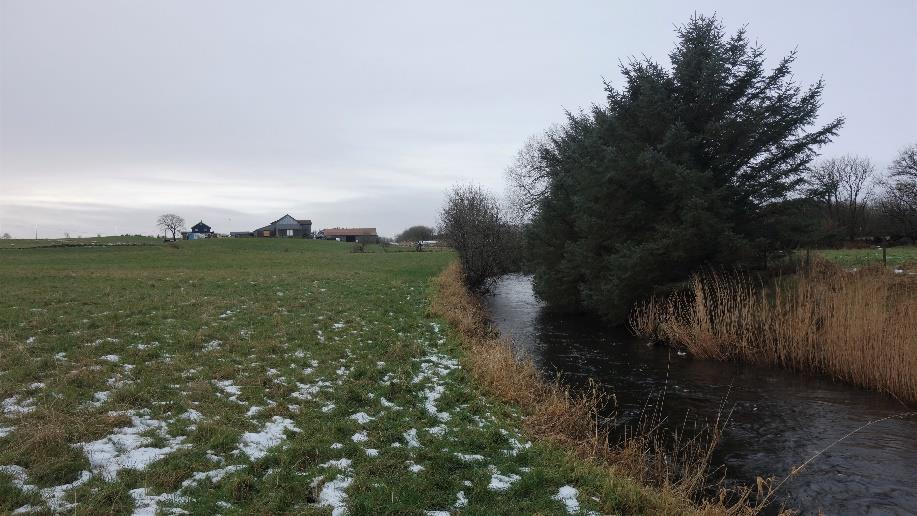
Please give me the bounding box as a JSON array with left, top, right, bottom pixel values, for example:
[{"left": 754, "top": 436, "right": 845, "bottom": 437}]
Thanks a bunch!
[{"left": 486, "top": 274, "right": 917, "bottom": 515}]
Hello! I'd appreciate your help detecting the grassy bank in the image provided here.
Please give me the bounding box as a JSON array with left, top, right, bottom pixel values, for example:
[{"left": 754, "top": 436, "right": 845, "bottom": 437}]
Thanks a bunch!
[
  {"left": 631, "top": 260, "right": 917, "bottom": 403},
  {"left": 2, "top": 239, "right": 695, "bottom": 514}
]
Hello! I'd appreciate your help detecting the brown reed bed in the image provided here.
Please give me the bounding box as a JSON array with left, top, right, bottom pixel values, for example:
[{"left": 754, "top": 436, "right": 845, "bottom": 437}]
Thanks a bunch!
[
  {"left": 431, "top": 262, "right": 770, "bottom": 514},
  {"left": 630, "top": 259, "right": 917, "bottom": 403}
]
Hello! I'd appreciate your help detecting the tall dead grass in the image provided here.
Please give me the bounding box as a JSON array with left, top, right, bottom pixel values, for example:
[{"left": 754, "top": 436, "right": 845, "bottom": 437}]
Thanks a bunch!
[
  {"left": 431, "top": 263, "right": 764, "bottom": 514},
  {"left": 630, "top": 259, "right": 917, "bottom": 403}
]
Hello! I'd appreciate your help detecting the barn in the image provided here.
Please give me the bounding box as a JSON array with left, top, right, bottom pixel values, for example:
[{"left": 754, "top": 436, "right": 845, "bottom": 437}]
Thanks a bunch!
[{"left": 321, "top": 227, "right": 378, "bottom": 243}]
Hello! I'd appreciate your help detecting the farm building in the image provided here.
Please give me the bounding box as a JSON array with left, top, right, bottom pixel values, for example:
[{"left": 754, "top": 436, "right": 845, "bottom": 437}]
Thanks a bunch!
[
  {"left": 182, "top": 221, "right": 214, "bottom": 240},
  {"left": 321, "top": 227, "right": 378, "bottom": 243},
  {"left": 232, "top": 214, "right": 312, "bottom": 238}
]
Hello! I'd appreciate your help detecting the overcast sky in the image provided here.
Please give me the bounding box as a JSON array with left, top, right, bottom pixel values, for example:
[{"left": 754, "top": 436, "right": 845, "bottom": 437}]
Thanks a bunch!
[{"left": 2, "top": 1, "right": 915, "bottom": 238}]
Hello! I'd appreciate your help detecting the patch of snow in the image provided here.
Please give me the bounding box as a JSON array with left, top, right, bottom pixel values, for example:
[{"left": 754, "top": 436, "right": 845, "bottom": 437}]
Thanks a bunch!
[
  {"left": 180, "top": 409, "right": 204, "bottom": 422},
  {"left": 426, "top": 512, "right": 450, "bottom": 516},
  {"left": 317, "top": 475, "right": 352, "bottom": 516},
  {"left": 90, "top": 391, "right": 111, "bottom": 406},
  {"left": 100, "top": 354, "right": 120, "bottom": 363},
  {"left": 238, "top": 416, "right": 300, "bottom": 460},
  {"left": 364, "top": 448, "right": 379, "bottom": 457},
  {"left": 349, "top": 412, "right": 374, "bottom": 424},
  {"left": 454, "top": 453, "right": 485, "bottom": 462},
  {"left": 80, "top": 412, "right": 189, "bottom": 479},
  {"left": 403, "top": 428, "right": 421, "bottom": 448},
  {"left": 351, "top": 431, "right": 369, "bottom": 443},
  {"left": 0, "top": 426, "right": 13, "bottom": 438},
  {"left": 380, "top": 397, "right": 401, "bottom": 410},
  {"left": 213, "top": 379, "right": 245, "bottom": 404},
  {"left": 455, "top": 491, "right": 468, "bottom": 508},
  {"left": 321, "top": 458, "right": 353, "bottom": 471},
  {"left": 203, "top": 340, "right": 222, "bottom": 351},
  {"left": 552, "top": 485, "right": 581, "bottom": 514},
  {"left": 28, "top": 382, "right": 45, "bottom": 390},
  {"left": 321, "top": 402, "right": 336, "bottom": 413},
  {"left": 330, "top": 442, "right": 343, "bottom": 449},
  {"left": 26, "top": 336, "right": 37, "bottom": 345},
  {"left": 488, "top": 472, "right": 521, "bottom": 492},
  {"left": 291, "top": 380, "right": 332, "bottom": 401},
  {"left": 426, "top": 425, "right": 447, "bottom": 437},
  {"left": 0, "top": 465, "right": 92, "bottom": 512},
  {"left": 2, "top": 396, "right": 35, "bottom": 414}
]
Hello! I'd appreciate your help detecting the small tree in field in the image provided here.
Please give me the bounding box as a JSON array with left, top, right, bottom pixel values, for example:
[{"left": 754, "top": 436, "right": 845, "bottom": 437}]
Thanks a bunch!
[
  {"left": 1, "top": 233, "right": 11, "bottom": 239},
  {"left": 439, "top": 185, "right": 506, "bottom": 292},
  {"left": 157, "top": 214, "right": 185, "bottom": 240}
]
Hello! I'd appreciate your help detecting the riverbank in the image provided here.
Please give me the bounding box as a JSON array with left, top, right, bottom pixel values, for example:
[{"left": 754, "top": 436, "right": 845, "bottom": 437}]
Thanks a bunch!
[
  {"left": 486, "top": 273, "right": 917, "bottom": 514},
  {"left": 630, "top": 260, "right": 917, "bottom": 402},
  {"left": 431, "top": 263, "right": 764, "bottom": 514}
]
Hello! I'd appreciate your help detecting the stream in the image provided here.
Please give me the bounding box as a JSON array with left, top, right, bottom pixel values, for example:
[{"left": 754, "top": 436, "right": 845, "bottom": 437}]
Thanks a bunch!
[{"left": 486, "top": 274, "right": 917, "bottom": 515}]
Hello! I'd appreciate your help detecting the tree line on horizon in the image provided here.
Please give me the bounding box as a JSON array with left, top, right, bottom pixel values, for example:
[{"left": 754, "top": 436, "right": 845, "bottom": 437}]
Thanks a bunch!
[{"left": 438, "top": 13, "right": 917, "bottom": 324}]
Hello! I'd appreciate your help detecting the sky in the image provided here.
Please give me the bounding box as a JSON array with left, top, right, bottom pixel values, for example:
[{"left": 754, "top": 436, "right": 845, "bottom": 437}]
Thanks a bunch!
[{"left": 1, "top": 1, "right": 916, "bottom": 238}]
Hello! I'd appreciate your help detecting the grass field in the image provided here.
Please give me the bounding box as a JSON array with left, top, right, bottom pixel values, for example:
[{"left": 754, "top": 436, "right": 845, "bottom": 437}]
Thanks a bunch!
[
  {"left": 0, "top": 239, "right": 657, "bottom": 515},
  {"left": 812, "top": 246, "right": 917, "bottom": 270}
]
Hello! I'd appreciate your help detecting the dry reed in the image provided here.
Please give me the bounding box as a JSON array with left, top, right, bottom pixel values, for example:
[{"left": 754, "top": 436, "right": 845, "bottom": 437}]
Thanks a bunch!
[
  {"left": 630, "top": 259, "right": 917, "bottom": 403},
  {"left": 431, "top": 263, "right": 764, "bottom": 514}
]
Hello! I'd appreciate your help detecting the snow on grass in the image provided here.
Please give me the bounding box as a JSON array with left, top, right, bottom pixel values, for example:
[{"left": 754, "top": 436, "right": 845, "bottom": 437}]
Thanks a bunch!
[
  {"left": 213, "top": 379, "right": 244, "bottom": 404},
  {"left": 90, "top": 391, "right": 111, "bottom": 407},
  {"left": 488, "top": 472, "right": 521, "bottom": 492},
  {"left": 81, "top": 411, "right": 189, "bottom": 479},
  {"left": 403, "top": 428, "right": 421, "bottom": 448},
  {"left": 0, "top": 465, "right": 92, "bottom": 512},
  {"left": 406, "top": 461, "right": 424, "bottom": 473},
  {"left": 364, "top": 448, "right": 379, "bottom": 457},
  {"left": 291, "top": 379, "right": 332, "bottom": 400},
  {"left": 317, "top": 475, "right": 352, "bottom": 516},
  {"left": 552, "top": 485, "right": 581, "bottom": 513},
  {"left": 100, "top": 354, "right": 120, "bottom": 363},
  {"left": 455, "top": 491, "right": 468, "bottom": 508},
  {"left": 351, "top": 431, "right": 369, "bottom": 443},
  {"left": 203, "top": 340, "right": 222, "bottom": 351},
  {"left": 454, "top": 453, "right": 486, "bottom": 462},
  {"left": 0, "top": 426, "right": 13, "bottom": 438},
  {"left": 426, "top": 511, "right": 449, "bottom": 516},
  {"left": 237, "top": 416, "right": 300, "bottom": 461},
  {"left": 2, "top": 395, "right": 35, "bottom": 414},
  {"left": 349, "top": 412, "right": 374, "bottom": 424}
]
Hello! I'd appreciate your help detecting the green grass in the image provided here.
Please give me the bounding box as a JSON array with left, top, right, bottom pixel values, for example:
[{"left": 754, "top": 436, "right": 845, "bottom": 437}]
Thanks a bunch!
[
  {"left": 811, "top": 245, "right": 917, "bottom": 269},
  {"left": 0, "top": 239, "right": 653, "bottom": 514}
]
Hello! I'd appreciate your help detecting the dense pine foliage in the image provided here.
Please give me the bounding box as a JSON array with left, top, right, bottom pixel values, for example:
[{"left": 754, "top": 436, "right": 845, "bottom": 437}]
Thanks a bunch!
[{"left": 524, "top": 15, "right": 843, "bottom": 322}]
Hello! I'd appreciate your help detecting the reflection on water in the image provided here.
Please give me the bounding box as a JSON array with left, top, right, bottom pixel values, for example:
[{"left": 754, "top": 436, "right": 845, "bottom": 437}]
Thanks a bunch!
[{"left": 487, "top": 274, "right": 917, "bottom": 515}]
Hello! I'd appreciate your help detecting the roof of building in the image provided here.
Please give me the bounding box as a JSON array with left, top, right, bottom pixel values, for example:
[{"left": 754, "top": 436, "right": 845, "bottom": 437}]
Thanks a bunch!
[
  {"left": 322, "top": 227, "right": 378, "bottom": 237},
  {"left": 191, "top": 221, "right": 212, "bottom": 232},
  {"left": 296, "top": 219, "right": 312, "bottom": 225}
]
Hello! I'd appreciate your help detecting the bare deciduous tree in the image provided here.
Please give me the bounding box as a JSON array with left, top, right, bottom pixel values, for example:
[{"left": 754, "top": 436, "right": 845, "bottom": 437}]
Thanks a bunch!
[
  {"left": 157, "top": 214, "right": 185, "bottom": 240},
  {"left": 438, "top": 184, "right": 506, "bottom": 292},
  {"left": 880, "top": 144, "right": 917, "bottom": 239},
  {"left": 1, "top": 232, "right": 11, "bottom": 240},
  {"left": 809, "top": 155, "right": 876, "bottom": 241},
  {"left": 504, "top": 130, "right": 558, "bottom": 222}
]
